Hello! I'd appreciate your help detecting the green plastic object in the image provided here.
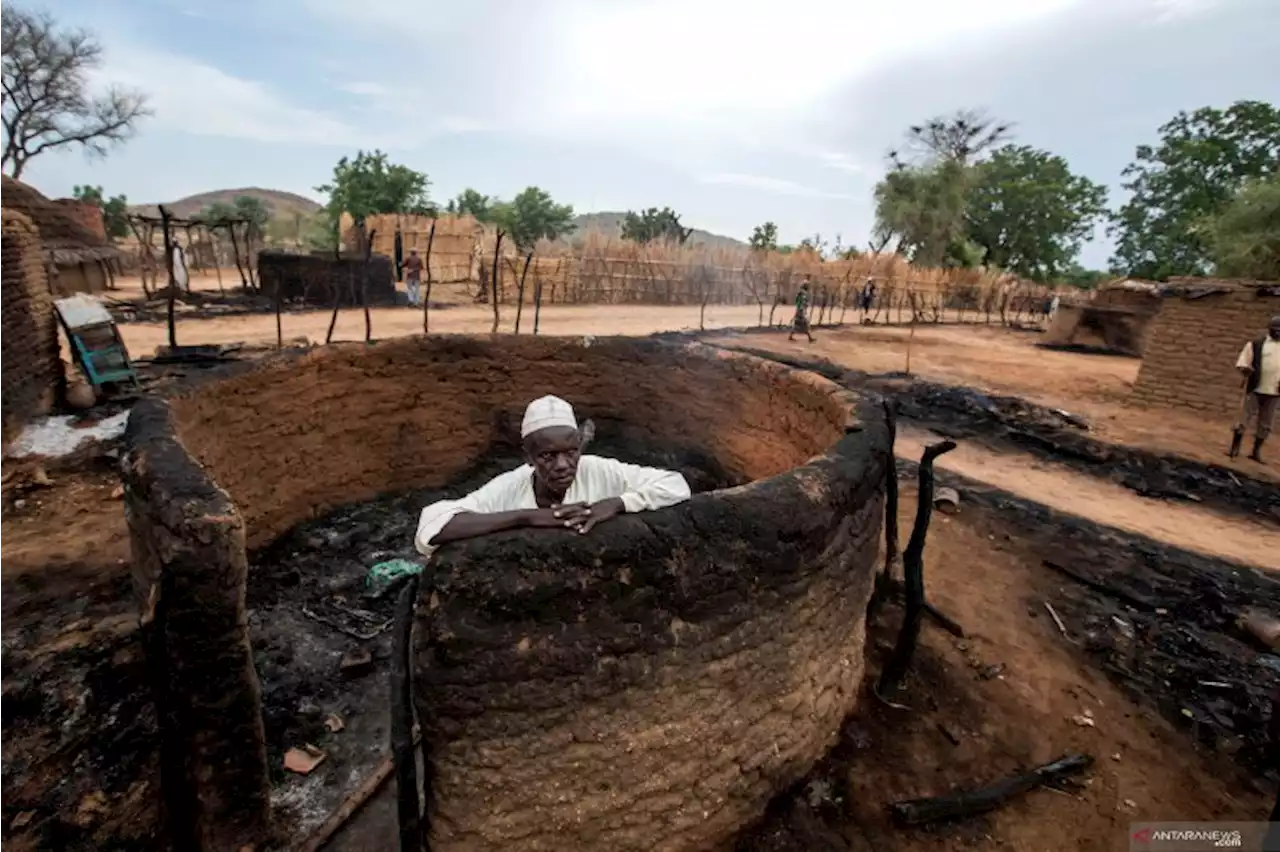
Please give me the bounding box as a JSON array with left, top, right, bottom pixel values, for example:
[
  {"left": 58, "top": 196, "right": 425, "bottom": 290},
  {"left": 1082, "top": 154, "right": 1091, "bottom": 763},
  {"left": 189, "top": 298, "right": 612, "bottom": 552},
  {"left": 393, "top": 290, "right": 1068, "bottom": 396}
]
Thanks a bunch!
[{"left": 367, "top": 559, "right": 424, "bottom": 597}]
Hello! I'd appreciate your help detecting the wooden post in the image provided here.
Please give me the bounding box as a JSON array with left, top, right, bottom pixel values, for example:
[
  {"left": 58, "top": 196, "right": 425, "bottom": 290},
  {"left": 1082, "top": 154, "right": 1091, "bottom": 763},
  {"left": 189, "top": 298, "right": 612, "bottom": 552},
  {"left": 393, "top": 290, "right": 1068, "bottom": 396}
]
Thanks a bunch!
[
  {"left": 422, "top": 219, "right": 436, "bottom": 334},
  {"left": 160, "top": 205, "right": 178, "bottom": 349},
  {"left": 490, "top": 231, "right": 504, "bottom": 333},
  {"left": 514, "top": 251, "right": 533, "bottom": 334},
  {"left": 227, "top": 223, "right": 248, "bottom": 289},
  {"left": 274, "top": 269, "right": 283, "bottom": 349},
  {"left": 363, "top": 228, "right": 375, "bottom": 343}
]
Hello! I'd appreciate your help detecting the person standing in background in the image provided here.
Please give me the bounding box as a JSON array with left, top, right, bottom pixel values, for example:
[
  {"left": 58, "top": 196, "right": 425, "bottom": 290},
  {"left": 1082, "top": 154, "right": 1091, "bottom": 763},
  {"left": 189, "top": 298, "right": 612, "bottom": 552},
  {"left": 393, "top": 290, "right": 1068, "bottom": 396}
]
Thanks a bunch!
[
  {"left": 789, "top": 277, "right": 815, "bottom": 343},
  {"left": 1229, "top": 315, "right": 1280, "bottom": 463},
  {"left": 404, "top": 248, "right": 424, "bottom": 308}
]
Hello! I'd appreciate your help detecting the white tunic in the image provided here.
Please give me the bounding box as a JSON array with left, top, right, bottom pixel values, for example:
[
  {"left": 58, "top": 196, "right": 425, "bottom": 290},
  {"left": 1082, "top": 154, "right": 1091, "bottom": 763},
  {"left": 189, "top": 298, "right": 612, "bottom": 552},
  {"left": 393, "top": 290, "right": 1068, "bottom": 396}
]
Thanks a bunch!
[
  {"left": 1237, "top": 337, "right": 1280, "bottom": 396},
  {"left": 414, "top": 455, "right": 692, "bottom": 558}
]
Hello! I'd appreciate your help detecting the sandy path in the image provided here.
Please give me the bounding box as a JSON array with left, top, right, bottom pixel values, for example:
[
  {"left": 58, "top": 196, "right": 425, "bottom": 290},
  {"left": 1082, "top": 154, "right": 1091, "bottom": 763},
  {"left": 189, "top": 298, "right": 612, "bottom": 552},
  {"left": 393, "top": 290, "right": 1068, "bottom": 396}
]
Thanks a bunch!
[
  {"left": 117, "top": 303, "right": 766, "bottom": 355},
  {"left": 709, "top": 328, "right": 1279, "bottom": 482},
  {"left": 897, "top": 425, "right": 1280, "bottom": 570}
]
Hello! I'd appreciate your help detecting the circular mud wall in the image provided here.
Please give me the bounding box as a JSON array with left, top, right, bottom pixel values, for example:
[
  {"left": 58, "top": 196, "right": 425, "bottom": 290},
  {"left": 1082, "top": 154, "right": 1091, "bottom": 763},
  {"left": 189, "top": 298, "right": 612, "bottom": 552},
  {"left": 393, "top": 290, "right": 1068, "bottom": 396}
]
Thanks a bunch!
[{"left": 123, "top": 335, "right": 890, "bottom": 851}]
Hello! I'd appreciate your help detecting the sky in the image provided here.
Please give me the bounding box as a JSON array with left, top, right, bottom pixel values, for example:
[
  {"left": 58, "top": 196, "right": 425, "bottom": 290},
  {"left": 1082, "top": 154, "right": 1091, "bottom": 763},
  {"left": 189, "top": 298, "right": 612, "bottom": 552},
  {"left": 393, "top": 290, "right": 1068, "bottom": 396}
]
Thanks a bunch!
[{"left": 17, "top": 0, "right": 1280, "bottom": 268}]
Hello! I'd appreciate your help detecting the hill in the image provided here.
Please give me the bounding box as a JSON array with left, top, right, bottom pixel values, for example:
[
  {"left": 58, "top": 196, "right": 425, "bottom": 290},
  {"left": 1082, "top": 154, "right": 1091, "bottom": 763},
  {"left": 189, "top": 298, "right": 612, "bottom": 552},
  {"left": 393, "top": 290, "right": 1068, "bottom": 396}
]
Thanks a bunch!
[
  {"left": 571, "top": 211, "right": 746, "bottom": 251},
  {"left": 129, "top": 188, "right": 323, "bottom": 220}
]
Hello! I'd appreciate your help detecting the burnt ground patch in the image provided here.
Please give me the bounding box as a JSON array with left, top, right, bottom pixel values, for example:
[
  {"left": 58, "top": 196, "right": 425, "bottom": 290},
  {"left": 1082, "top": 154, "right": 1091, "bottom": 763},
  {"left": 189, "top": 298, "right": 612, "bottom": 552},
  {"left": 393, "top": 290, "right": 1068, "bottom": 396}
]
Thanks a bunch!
[{"left": 703, "top": 341, "right": 1279, "bottom": 524}]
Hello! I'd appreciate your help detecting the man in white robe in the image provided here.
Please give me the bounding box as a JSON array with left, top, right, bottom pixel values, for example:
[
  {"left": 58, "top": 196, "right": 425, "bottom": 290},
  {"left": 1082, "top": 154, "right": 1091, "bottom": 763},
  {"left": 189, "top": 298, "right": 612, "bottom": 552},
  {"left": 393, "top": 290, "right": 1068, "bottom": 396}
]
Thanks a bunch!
[{"left": 415, "top": 396, "right": 692, "bottom": 558}]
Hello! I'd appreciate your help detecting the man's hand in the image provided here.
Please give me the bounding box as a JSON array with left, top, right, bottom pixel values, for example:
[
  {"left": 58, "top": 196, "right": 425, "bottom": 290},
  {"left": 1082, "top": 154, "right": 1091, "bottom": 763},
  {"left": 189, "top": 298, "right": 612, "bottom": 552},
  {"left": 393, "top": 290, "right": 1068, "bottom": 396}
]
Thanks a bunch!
[
  {"left": 523, "top": 503, "right": 592, "bottom": 529},
  {"left": 567, "top": 498, "right": 624, "bottom": 535}
]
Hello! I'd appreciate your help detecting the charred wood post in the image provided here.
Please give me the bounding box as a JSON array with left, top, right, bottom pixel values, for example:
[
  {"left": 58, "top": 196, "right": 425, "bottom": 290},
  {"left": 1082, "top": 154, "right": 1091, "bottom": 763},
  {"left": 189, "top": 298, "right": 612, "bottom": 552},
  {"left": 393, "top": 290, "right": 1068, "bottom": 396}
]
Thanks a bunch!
[
  {"left": 391, "top": 576, "right": 422, "bottom": 851},
  {"left": 876, "top": 439, "right": 957, "bottom": 698},
  {"left": 514, "top": 251, "right": 534, "bottom": 334},
  {"left": 422, "top": 219, "right": 437, "bottom": 334},
  {"left": 160, "top": 205, "right": 178, "bottom": 349},
  {"left": 889, "top": 753, "right": 1093, "bottom": 825}
]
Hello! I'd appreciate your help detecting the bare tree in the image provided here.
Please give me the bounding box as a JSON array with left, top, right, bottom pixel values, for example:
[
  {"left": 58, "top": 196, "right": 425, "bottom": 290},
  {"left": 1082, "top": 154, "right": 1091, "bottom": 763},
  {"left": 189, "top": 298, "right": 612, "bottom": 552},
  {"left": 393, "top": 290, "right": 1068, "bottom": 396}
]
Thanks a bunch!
[
  {"left": 1, "top": 7, "right": 150, "bottom": 178},
  {"left": 891, "top": 108, "right": 1013, "bottom": 168}
]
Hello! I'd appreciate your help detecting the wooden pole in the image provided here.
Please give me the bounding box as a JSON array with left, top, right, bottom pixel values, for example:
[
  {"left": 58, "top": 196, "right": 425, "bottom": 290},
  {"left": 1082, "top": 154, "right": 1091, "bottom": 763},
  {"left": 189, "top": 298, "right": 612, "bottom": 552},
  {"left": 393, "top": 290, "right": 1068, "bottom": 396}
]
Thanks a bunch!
[
  {"left": 227, "top": 223, "right": 248, "bottom": 289},
  {"left": 274, "top": 271, "right": 283, "bottom": 349},
  {"left": 391, "top": 578, "right": 421, "bottom": 851},
  {"left": 514, "top": 251, "right": 533, "bottom": 334},
  {"left": 160, "top": 205, "right": 178, "bottom": 349},
  {"left": 490, "top": 231, "right": 504, "bottom": 333},
  {"left": 422, "top": 219, "right": 436, "bottom": 334},
  {"left": 363, "top": 228, "right": 375, "bottom": 343}
]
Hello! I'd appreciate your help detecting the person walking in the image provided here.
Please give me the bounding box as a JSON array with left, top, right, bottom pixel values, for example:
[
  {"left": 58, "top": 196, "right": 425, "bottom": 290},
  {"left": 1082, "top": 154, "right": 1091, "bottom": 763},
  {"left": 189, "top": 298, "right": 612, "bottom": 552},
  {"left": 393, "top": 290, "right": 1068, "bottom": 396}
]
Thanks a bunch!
[
  {"left": 1229, "top": 314, "right": 1280, "bottom": 463},
  {"left": 404, "top": 248, "right": 424, "bottom": 308},
  {"left": 789, "top": 277, "right": 815, "bottom": 343}
]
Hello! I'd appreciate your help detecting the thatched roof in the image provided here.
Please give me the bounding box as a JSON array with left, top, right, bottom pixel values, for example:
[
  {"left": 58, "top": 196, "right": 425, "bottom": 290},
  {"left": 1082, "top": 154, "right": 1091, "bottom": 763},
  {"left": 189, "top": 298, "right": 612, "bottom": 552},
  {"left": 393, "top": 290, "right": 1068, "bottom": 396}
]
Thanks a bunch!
[{"left": 1, "top": 175, "right": 121, "bottom": 266}]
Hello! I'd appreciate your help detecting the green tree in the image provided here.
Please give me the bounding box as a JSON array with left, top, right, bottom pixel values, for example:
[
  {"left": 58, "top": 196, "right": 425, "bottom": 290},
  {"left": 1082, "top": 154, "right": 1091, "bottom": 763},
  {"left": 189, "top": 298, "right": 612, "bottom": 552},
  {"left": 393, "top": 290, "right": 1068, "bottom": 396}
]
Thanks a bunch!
[
  {"left": 1059, "top": 264, "right": 1109, "bottom": 290},
  {"left": 1110, "top": 100, "right": 1280, "bottom": 279},
  {"left": 964, "top": 145, "right": 1108, "bottom": 281},
  {"left": 316, "top": 149, "right": 433, "bottom": 244},
  {"left": 749, "top": 221, "right": 778, "bottom": 251},
  {"left": 445, "top": 188, "right": 496, "bottom": 221},
  {"left": 493, "top": 186, "right": 575, "bottom": 252},
  {"left": 621, "top": 206, "right": 693, "bottom": 245},
  {"left": 873, "top": 159, "right": 970, "bottom": 267},
  {"left": 1205, "top": 173, "right": 1280, "bottom": 280},
  {"left": 72, "top": 183, "right": 129, "bottom": 239},
  {"left": 232, "top": 195, "right": 269, "bottom": 231},
  {"left": 1, "top": 7, "right": 150, "bottom": 178}
]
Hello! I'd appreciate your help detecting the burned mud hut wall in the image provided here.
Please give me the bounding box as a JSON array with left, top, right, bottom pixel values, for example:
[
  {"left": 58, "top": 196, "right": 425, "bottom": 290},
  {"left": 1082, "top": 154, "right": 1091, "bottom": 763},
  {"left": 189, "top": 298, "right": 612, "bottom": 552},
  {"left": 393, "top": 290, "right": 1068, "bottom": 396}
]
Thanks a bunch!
[
  {"left": 1132, "top": 282, "right": 1280, "bottom": 414},
  {"left": 1042, "top": 304, "right": 1155, "bottom": 355},
  {"left": 257, "top": 250, "right": 396, "bottom": 307},
  {"left": 2, "top": 209, "right": 63, "bottom": 443},
  {"left": 123, "top": 336, "right": 889, "bottom": 851}
]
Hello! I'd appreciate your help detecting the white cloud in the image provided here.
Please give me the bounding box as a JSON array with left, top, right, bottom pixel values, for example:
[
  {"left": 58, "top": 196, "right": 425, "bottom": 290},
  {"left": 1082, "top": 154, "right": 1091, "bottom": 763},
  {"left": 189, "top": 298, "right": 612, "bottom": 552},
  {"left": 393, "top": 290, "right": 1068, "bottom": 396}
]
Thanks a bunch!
[
  {"left": 94, "top": 47, "right": 368, "bottom": 146},
  {"left": 1148, "top": 0, "right": 1227, "bottom": 22},
  {"left": 338, "top": 81, "right": 389, "bottom": 97},
  {"left": 699, "top": 173, "right": 852, "bottom": 199}
]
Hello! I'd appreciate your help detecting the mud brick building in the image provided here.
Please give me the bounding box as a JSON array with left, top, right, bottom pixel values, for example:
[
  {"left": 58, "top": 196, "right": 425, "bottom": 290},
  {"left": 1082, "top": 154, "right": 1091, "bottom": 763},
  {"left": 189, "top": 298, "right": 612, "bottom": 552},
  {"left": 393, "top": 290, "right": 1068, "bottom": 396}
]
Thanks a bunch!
[
  {"left": 2, "top": 209, "right": 64, "bottom": 443},
  {"left": 1131, "top": 278, "right": 1280, "bottom": 416},
  {"left": 1, "top": 175, "right": 121, "bottom": 295}
]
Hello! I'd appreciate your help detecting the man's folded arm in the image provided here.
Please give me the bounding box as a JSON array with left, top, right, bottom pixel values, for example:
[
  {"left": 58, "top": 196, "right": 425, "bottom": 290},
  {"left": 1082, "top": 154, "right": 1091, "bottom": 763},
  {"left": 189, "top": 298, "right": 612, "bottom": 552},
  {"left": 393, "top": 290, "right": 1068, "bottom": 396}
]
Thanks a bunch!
[
  {"left": 602, "top": 459, "right": 692, "bottom": 512},
  {"left": 414, "top": 472, "right": 522, "bottom": 557}
]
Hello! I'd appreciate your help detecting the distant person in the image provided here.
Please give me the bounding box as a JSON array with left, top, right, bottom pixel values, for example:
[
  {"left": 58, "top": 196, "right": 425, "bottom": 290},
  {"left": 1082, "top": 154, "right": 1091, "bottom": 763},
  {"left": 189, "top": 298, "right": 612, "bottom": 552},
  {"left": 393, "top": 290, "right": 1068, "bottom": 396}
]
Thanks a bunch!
[
  {"left": 1229, "top": 314, "right": 1280, "bottom": 463},
  {"left": 414, "top": 396, "right": 691, "bottom": 557},
  {"left": 860, "top": 279, "right": 877, "bottom": 317},
  {"left": 404, "top": 248, "right": 424, "bottom": 308},
  {"left": 789, "top": 277, "right": 815, "bottom": 343}
]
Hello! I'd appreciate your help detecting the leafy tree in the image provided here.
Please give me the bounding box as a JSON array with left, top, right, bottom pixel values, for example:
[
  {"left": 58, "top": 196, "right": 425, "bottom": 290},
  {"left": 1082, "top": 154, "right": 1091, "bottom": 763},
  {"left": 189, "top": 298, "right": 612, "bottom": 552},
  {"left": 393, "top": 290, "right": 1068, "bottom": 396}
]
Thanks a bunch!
[
  {"left": 621, "top": 206, "right": 693, "bottom": 245},
  {"left": 316, "top": 150, "right": 433, "bottom": 245},
  {"left": 749, "top": 221, "right": 778, "bottom": 252},
  {"left": 1205, "top": 173, "right": 1280, "bottom": 280},
  {"left": 1110, "top": 100, "right": 1280, "bottom": 279},
  {"left": 1, "top": 7, "right": 150, "bottom": 178},
  {"left": 493, "top": 186, "right": 575, "bottom": 252},
  {"left": 873, "top": 159, "right": 970, "bottom": 267},
  {"left": 72, "top": 183, "right": 129, "bottom": 239},
  {"left": 964, "top": 145, "right": 1108, "bottom": 281},
  {"left": 445, "top": 188, "right": 496, "bottom": 221},
  {"left": 229, "top": 195, "right": 269, "bottom": 231},
  {"left": 1059, "top": 264, "right": 1109, "bottom": 290}
]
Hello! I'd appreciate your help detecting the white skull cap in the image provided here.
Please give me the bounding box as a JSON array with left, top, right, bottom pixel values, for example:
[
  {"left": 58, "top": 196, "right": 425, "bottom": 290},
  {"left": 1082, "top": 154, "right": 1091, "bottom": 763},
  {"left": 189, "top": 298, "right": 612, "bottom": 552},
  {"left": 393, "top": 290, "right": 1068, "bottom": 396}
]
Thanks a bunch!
[{"left": 521, "top": 395, "right": 578, "bottom": 438}]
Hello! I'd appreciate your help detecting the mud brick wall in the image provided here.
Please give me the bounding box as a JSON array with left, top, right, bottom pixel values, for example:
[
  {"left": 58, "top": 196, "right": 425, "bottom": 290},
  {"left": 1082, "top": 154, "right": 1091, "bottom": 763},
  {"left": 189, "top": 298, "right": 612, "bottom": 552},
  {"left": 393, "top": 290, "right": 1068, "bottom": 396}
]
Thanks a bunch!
[
  {"left": 257, "top": 250, "right": 396, "bottom": 307},
  {"left": 122, "top": 400, "right": 271, "bottom": 852},
  {"left": 420, "top": 455, "right": 885, "bottom": 851},
  {"left": 52, "top": 198, "right": 107, "bottom": 242},
  {"left": 1132, "top": 288, "right": 1280, "bottom": 415},
  {"left": 124, "top": 336, "right": 888, "bottom": 851},
  {"left": 2, "top": 209, "right": 63, "bottom": 443},
  {"left": 169, "top": 337, "right": 863, "bottom": 547}
]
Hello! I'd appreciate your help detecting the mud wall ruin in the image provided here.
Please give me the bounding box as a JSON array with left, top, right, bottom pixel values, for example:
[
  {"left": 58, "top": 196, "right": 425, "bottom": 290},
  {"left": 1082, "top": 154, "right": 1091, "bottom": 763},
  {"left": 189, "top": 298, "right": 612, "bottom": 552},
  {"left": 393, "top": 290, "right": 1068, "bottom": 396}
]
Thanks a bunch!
[
  {"left": 1131, "top": 281, "right": 1280, "bottom": 415},
  {"left": 256, "top": 250, "right": 396, "bottom": 307},
  {"left": 122, "top": 336, "right": 889, "bottom": 851},
  {"left": 2, "top": 209, "right": 63, "bottom": 443}
]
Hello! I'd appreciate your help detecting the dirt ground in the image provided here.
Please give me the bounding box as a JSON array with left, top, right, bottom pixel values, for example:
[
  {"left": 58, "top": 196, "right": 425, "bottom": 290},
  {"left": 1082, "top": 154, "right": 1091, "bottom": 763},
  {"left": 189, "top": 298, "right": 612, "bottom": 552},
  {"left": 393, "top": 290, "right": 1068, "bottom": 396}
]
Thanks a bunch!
[
  {"left": 4, "top": 285, "right": 1278, "bottom": 850},
  {"left": 706, "top": 327, "right": 1279, "bottom": 483}
]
